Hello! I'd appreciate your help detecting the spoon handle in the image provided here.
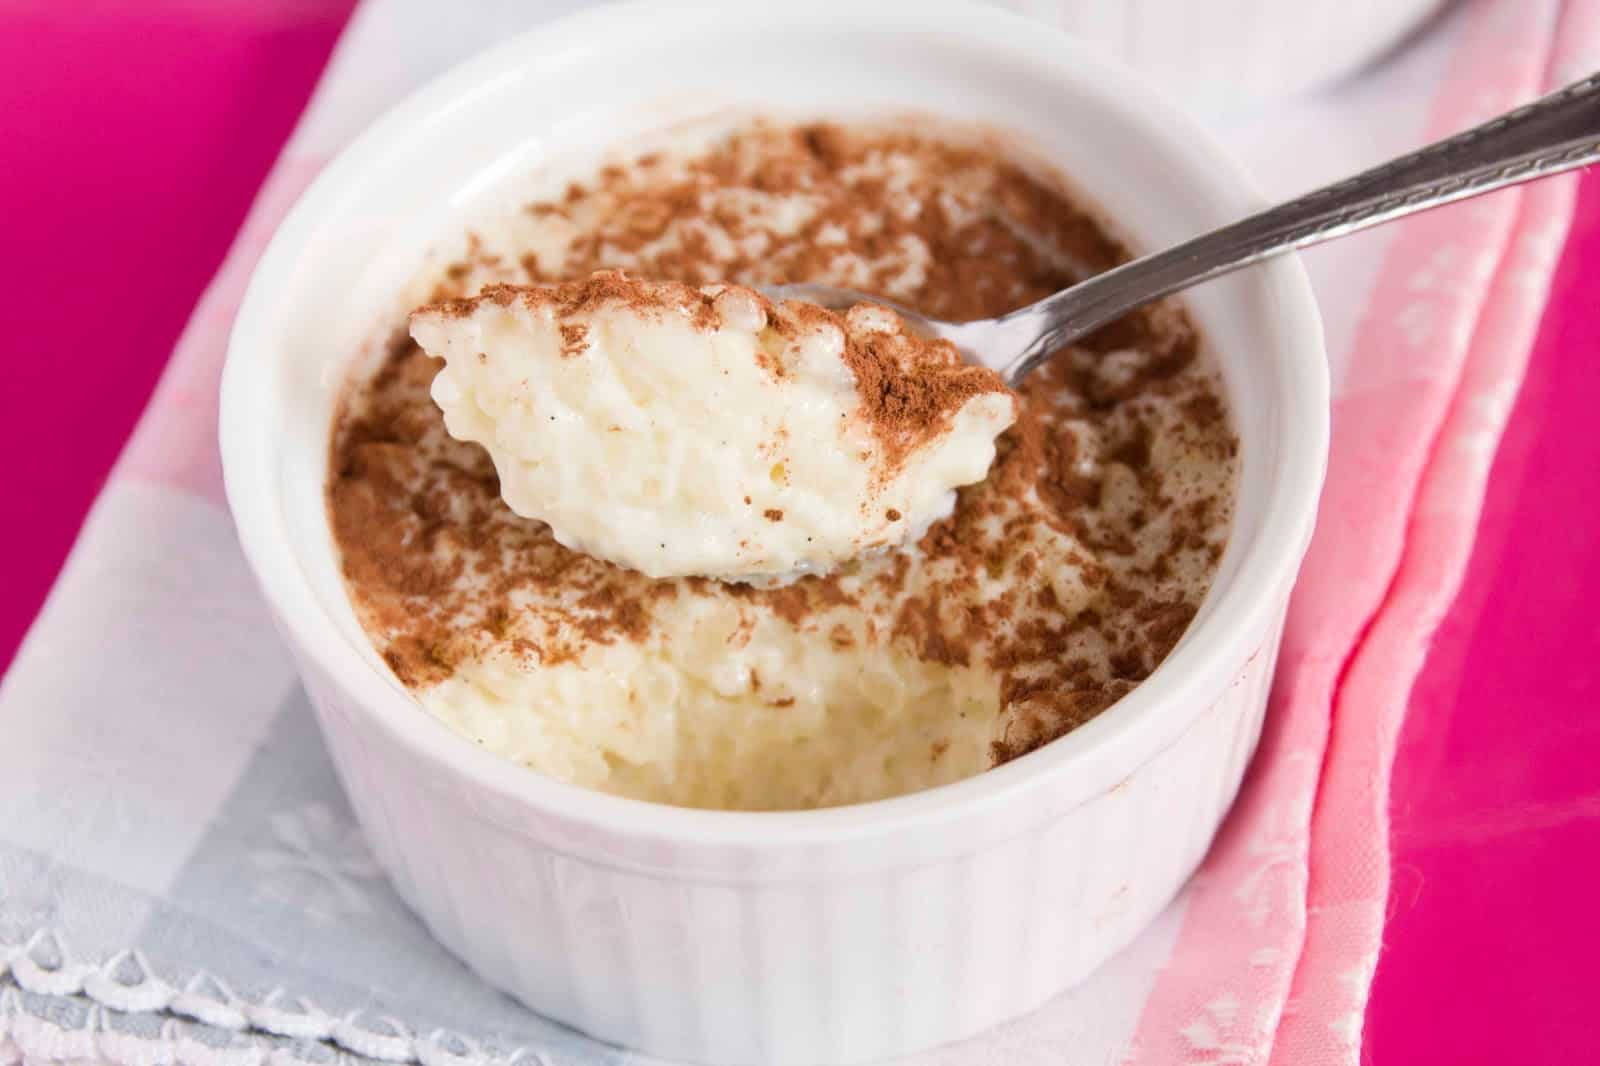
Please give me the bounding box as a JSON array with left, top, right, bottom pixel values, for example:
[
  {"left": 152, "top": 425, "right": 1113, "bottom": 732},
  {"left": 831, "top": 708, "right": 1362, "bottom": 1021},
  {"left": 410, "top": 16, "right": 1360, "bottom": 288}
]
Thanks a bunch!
[{"left": 1001, "top": 72, "right": 1600, "bottom": 381}]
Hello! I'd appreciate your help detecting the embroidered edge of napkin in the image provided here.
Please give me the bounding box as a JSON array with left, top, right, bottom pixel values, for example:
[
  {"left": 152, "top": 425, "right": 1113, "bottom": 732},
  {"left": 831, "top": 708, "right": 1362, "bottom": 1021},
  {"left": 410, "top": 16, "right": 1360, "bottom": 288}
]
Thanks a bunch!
[{"left": 0, "top": 934, "right": 539, "bottom": 1066}]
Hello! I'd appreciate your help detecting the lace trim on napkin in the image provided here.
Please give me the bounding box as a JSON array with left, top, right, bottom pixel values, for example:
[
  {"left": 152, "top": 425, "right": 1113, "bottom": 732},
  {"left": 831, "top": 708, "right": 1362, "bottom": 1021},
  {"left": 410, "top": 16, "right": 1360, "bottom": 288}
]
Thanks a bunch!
[{"left": 0, "top": 932, "right": 553, "bottom": 1066}]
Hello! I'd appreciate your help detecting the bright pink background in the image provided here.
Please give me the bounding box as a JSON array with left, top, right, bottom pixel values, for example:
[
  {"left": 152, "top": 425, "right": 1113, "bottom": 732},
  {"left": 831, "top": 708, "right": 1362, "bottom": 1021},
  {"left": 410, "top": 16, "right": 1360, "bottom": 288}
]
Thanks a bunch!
[
  {"left": 1364, "top": 185, "right": 1600, "bottom": 1062},
  {"left": 1, "top": 4, "right": 1595, "bottom": 1061},
  {"left": 0, "top": 2, "right": 356, "bottom": 667}
]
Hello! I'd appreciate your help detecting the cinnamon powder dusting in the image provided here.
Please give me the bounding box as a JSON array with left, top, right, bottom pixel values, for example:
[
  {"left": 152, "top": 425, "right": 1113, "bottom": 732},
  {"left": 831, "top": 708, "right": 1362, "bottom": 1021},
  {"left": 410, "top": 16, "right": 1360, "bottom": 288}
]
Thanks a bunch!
[
  {"left": 846, "top": 326, "right": 1008, "bottom": 473},
  {"left": 329, "top": 120, "right": 1237, "bottom": 765}
]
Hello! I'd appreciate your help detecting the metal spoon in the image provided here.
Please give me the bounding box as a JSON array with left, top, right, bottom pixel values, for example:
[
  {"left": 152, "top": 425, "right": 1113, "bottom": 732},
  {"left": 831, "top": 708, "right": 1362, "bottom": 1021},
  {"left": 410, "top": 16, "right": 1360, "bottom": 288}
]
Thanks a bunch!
[{"left": 766, "top": 73, "right": 1600, "bottom": 384}]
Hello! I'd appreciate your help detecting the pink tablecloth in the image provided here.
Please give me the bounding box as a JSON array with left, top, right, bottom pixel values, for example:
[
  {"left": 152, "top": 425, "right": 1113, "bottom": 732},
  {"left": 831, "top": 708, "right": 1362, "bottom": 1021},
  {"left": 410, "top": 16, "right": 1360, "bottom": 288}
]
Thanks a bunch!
[{"left": 2, "top": 4, "right": 1595, "bottom": 1062}]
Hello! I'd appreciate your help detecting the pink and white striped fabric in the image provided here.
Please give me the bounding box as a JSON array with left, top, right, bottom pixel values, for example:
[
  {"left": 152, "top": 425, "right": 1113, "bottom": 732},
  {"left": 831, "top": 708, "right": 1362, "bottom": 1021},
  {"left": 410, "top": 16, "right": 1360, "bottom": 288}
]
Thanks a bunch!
[
  {"left": 1127, "top": 2, "right": 1595, "bottom": 1062},
  {"left": 3, "top": 2, "right": 1596, "bottom": 1065}
]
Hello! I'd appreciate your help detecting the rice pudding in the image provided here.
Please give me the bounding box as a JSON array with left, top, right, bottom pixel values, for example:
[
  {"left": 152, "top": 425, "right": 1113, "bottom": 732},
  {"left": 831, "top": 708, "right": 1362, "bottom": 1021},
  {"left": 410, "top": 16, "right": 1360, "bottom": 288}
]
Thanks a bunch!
[
  {"left": 327, "top": 121, "right": 1238, "bottom": 811},
  {"left": 410, "top": 273, "right": 1017, "bottom": 582}
]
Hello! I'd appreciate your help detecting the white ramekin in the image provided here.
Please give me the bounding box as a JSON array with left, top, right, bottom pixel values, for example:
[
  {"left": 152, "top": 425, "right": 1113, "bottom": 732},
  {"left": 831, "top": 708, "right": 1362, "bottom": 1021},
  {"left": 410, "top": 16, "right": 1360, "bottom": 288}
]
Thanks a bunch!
[
  {"left": 989, "top": 0, "right": 1446, "bottom": 112},
  {"left": 220, "top": 3, "right": 1329, "bottom": 1063}
]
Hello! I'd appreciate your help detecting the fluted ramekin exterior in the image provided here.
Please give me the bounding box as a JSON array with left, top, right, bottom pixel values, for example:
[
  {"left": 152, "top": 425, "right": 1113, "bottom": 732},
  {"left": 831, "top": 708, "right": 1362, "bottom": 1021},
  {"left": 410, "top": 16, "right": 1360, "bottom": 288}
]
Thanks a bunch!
[{"left": 294, "top": 607, "right": 1283, "bottom": 1065}]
